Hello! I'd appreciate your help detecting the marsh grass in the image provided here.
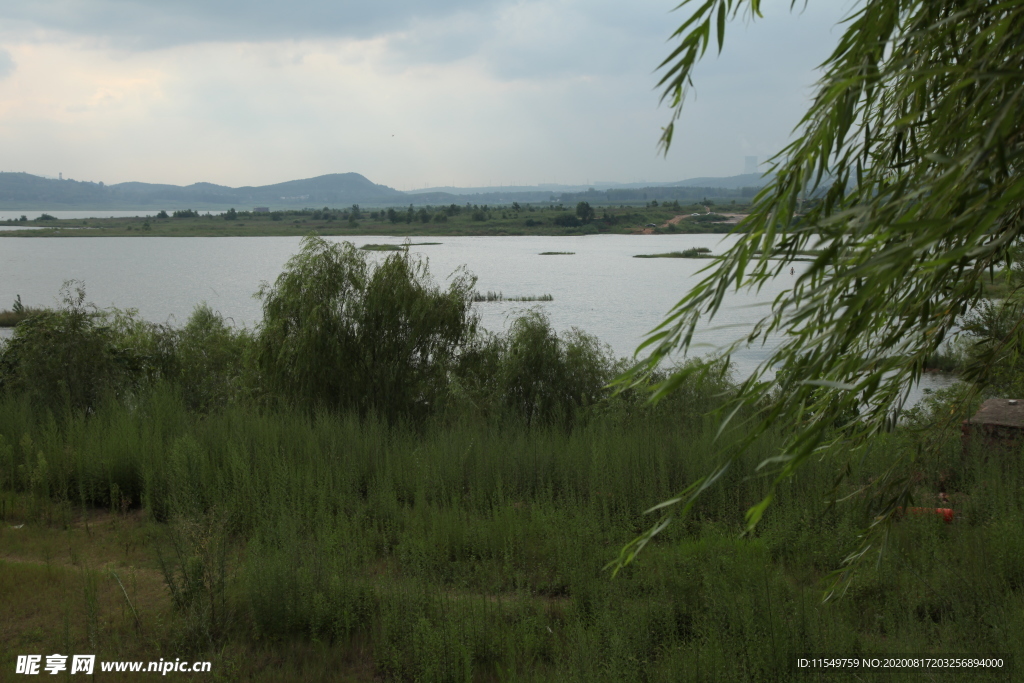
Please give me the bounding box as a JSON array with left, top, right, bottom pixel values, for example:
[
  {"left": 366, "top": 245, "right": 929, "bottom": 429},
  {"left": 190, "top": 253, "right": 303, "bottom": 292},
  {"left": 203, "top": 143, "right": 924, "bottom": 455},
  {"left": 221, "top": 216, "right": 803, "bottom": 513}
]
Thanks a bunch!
[
  {"left": 473, "top": 291, "right": 554, "bottom": 302},
  {"left": 360, "top": 243, "right": 405, "bottom": 251},
  {"left": 359, "top": 243, "right": 442, "bottom": 251},
  {"left": 0, "top": 309, "right": 46, "bottom": 327},
  {"left": 1, "top": 386, "right": 1022, "bottom": 681},
  {"left": 633, "top": 248, "right": 819, "bottom": 261},
  {"left": 0, "top": 295, "right": 45, "bottom": 327},
  {"left": 539, "top": 251, "right": 575, "bottom": 255},
  {"left": 634, "top": 247, "right": 713, "bottom": 259}
]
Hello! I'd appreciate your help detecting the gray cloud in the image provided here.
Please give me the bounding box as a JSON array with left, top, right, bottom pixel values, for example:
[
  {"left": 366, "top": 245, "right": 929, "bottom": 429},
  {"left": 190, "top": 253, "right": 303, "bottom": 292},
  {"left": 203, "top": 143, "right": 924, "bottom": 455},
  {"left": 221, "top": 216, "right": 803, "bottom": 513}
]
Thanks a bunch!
[
  {"left": 0, "top": 0, "right": 856, "bottom": 185},
  {"left": 0, "top": 0, "right": 847, "bottom": 87},
  {"left": 0, "top": 47, "right": 14, "bottom": 79},
  {"left": 383, "top": 1, "right": 667, "bottom": 81},
  {"left": 0, "top": 0, "right": 510, "bottom": 49},
  {"left": 0, "top": 0, "right": 674, "bottom": 81},
  {"left": 378, "top": 0, "right": 846, "bottom": 86}
]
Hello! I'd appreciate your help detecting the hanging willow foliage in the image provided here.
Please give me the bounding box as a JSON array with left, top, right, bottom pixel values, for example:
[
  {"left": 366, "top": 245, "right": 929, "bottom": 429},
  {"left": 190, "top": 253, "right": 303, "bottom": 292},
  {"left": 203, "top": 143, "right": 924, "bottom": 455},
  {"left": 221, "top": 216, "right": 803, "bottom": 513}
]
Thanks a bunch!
[{"left": 610, "top": 0, "right": 1024, "bottom": 591}]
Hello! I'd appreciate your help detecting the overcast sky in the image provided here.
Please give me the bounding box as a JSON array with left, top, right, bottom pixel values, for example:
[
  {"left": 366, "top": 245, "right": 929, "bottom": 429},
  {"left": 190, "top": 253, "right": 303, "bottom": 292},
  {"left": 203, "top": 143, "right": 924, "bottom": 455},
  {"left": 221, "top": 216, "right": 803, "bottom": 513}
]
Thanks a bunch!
[{"left": 0, "top": 0, "right": 853, "bottom": 189}]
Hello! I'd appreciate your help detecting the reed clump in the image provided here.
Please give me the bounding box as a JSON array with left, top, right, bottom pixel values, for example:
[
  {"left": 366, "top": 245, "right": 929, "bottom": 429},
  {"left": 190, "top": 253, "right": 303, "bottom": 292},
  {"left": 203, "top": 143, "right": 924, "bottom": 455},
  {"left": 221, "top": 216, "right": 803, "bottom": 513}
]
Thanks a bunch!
[
  {"left": 0, "top": 295, "right": 45, "bottom": 327},
  {"left": 359, "top": 243, "right": 405, "bottom": 251},
  {"left": 360, "top": 242, "right": 443, "bottom": 251},
  {"left": 634, "top": 247, "right": 713, "bottom": 258},
  {"left": 473, "top": 291, "right": 554, "bottom": 302}
]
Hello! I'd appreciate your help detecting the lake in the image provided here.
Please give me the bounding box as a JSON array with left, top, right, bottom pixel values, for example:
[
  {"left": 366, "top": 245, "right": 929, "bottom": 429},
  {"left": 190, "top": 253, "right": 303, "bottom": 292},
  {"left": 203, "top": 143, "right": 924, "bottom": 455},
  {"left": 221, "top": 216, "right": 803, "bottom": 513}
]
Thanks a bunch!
[{"left": 0, "top": 233, "right": 955, "bottom": 402}]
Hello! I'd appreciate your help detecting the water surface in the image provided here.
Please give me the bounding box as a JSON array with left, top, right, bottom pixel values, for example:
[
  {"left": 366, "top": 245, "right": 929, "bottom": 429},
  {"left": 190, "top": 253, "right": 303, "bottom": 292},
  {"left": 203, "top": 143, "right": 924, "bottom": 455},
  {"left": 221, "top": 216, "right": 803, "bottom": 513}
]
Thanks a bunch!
[{"left": 0, "top": 233, "right": 955, "bottom": 402}]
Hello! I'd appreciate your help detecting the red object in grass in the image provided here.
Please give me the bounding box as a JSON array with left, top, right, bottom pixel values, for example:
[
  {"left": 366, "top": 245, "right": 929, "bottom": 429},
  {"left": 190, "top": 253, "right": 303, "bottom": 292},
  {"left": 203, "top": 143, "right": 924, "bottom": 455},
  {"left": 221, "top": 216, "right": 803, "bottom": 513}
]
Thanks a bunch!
[{"left": 905, "top": 507, "right": 955, "bottom": 523}]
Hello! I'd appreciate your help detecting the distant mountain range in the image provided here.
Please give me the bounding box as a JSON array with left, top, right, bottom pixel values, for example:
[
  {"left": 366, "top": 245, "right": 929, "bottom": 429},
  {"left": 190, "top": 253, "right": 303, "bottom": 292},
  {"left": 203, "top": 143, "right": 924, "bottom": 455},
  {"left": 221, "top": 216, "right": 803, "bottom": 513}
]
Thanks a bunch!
[
  {"left": 0, "top": 171, "right": 772, "bottom": 210},
  {"left": 0, "top": 172, "right": 404, "bottom": 209}
]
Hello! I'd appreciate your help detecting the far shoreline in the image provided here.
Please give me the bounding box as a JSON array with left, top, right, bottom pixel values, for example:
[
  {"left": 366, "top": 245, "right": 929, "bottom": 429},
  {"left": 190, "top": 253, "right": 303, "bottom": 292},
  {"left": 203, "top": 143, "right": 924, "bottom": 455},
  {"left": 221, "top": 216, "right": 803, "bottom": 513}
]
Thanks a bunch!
[{"left": 0, "top": 204, "right": 747, "bottom": 238}]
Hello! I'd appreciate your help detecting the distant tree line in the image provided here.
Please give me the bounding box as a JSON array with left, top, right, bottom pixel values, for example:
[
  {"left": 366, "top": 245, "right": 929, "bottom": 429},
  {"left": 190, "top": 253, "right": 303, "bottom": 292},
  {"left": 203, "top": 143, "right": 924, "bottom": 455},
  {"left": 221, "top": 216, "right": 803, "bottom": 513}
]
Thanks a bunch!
[{"left": 554, "top": 185, "right": 761, "bottom": 204}]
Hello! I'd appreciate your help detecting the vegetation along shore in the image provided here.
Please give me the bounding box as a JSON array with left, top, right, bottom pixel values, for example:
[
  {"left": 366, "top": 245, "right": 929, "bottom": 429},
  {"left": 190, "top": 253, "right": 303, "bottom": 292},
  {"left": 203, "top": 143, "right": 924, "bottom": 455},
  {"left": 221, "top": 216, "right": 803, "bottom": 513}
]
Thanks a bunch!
[
  {"left": 0, "top": 236, "right": 1020, "bottom": 681},
  {"left": 0, "top": 201, "right": 745, "bottom": 237}
]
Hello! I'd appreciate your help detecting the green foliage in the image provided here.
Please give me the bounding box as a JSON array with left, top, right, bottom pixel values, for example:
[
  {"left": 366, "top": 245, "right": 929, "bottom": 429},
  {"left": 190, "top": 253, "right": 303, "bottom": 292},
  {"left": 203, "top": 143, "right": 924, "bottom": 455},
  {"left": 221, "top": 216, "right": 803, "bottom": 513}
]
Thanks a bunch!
[
  {"left": 223, "top": 208, "right": 237, "bottom": 221},
  {"left": 619, "top": 0, "right": 1024, "bottom": 577},
  {"left": 1, "top": 202, "right": 751, "bottom": 237},
  {"left": 0, "top": 282, "right": 154, "bottom": 413},
  {"left": 575, "top": 201, "right": 595, "bottom": 224},
  {"left": 0, "top": 288, "right": 252, "bottom": 415},
  {"left": 156, "top": 507, "right": 235, "bottom": 651},
  {"left": 255, "top": 236, "right": 478, "bottom": 421},
  {"left": 173, "top": 305, "right": 252, "bottom": 412},
  {"left": 553, "top": 213, "right": 580, "bottom": 228},
  {"left": 494, "top": 311, "right": 618, "bottom": 426},
  {"left": 3, "top": 386, "right": 1023, "bottom": 679}
]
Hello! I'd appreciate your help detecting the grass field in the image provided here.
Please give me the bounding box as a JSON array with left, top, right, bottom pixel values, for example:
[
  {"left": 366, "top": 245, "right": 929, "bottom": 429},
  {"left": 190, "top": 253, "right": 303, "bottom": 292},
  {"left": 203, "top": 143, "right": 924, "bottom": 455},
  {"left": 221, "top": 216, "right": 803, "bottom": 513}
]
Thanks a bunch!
[{"left": 1, "top": 388, "right": 1021, "bottom": 682}]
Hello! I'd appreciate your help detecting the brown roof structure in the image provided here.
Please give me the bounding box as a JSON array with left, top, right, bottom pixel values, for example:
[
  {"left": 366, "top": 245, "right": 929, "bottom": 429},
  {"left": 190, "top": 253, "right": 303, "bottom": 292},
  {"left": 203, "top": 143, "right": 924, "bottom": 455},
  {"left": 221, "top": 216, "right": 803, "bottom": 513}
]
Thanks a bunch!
[
  {"left": 965, "top": 398, "right": 1024, "bottom": 428},
  {"left": 962, "top": 398, "right": 1024, "bottom": 456}
]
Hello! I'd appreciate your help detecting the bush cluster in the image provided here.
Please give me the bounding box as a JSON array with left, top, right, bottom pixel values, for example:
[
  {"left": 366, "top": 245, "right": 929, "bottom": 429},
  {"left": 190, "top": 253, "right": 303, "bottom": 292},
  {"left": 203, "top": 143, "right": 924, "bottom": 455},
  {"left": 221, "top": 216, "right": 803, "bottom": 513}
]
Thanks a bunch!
[{"left": 0, "top": 236, "right": 633, "bottom": 426}]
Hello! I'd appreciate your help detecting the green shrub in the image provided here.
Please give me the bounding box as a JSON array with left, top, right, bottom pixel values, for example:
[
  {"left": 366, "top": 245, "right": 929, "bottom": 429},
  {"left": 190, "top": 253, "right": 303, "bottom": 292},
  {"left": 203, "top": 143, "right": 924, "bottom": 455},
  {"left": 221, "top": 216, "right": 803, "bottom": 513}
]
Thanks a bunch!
[
  {"left": 495, "top": 311, "right": 618, "bottom": 425},
  {"left": 173, "top": 305, "right": 253, "bottom": 411},
  {"left": 255, "top": 236, "right": 478, "bottom": 421},
  {"left": 0, "top": 282, "right": 157, "bottom": 413}
]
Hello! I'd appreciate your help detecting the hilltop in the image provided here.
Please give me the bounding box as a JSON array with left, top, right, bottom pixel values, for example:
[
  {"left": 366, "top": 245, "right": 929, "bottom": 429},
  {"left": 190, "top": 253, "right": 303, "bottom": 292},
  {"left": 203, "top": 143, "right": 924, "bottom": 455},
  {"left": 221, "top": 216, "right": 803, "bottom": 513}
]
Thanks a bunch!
[{"left": 0, "top": 172, "right": 406, "bottom": 210}]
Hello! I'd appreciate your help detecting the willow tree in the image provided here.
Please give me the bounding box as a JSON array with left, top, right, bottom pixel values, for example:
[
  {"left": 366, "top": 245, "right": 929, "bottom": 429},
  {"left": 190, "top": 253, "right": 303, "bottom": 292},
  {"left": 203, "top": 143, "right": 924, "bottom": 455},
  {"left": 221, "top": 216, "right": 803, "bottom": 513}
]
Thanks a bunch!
[
  {"left": 611, "top": 0, "right": 1024, "bottom": 584},
  {"left": 255, "top": 236, "right": 478, "bottom": 422}
]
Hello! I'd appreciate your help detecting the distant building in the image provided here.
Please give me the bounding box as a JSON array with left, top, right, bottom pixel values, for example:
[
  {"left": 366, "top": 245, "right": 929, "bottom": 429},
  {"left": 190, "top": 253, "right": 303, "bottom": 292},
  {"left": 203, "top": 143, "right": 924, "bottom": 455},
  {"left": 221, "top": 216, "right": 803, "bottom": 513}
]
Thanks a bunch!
[
  {"left": 254, "top": 207, "right": 270, "bottom": 213},
  {"left": 744, "top": 156, "right": 758, "bottom": 175}
]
